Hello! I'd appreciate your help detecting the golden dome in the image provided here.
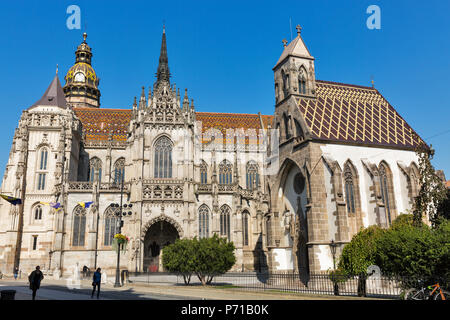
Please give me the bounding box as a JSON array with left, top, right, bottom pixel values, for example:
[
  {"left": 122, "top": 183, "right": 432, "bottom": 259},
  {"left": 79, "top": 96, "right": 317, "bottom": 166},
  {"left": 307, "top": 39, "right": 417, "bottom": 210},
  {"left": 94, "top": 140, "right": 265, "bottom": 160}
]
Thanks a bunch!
[{"left": 65, "top": 62, "right": 99, "bottom": 88}]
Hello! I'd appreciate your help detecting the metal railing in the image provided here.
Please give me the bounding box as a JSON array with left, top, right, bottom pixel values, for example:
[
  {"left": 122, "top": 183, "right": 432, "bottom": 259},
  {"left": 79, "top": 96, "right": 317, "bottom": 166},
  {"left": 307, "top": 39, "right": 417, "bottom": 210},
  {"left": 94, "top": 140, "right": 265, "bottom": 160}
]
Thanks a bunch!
[{"left": 126, "top": 271, "right": 449, "bottom": 299}]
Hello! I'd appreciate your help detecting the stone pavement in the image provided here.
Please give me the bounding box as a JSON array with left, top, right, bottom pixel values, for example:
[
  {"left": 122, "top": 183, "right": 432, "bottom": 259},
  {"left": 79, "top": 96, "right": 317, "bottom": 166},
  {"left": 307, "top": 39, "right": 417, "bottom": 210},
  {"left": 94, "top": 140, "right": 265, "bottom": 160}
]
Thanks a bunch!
[{"left": 0, "top": 278, "right": 387, "bottom": 300}]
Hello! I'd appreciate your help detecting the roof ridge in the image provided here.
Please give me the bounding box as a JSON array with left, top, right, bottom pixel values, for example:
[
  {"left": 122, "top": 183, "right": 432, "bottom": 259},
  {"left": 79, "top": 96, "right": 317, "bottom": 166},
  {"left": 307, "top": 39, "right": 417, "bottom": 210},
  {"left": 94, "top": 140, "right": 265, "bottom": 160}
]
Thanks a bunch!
[
  {"left": 316, "top": 79, "right": 377, "bottom": 91},
  {"left": 196, "top": 111, "right": 273, "bottom": 117}
]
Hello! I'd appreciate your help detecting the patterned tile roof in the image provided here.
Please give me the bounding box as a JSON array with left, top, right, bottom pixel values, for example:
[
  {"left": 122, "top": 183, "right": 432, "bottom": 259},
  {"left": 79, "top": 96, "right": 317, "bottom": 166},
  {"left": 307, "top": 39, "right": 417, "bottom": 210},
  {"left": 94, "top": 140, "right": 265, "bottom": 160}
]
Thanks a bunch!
[
  {"left": 297, "top": 80, "right": 423, "bottom": 149},
  {"left": 73, "top": 107, "right": 274, "bottom": 145},
  {"left": 74, "top": 107, "right": 132, "bottom": 142},
  {"left": 195, "top": 112, "right": 274, "bottom": 145}
]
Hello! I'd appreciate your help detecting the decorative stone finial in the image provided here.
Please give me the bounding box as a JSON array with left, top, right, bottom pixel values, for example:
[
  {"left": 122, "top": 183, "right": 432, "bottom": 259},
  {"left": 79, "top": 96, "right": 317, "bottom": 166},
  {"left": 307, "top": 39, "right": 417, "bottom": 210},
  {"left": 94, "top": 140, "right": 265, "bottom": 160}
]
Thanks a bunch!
[
  {"left": 83, "top": 32, "right": 87, "bottom": 43},
  {"left": 56, "top": 64, "right": 58, "bottom": 75},
  {"left": 282, "top": 39, "right": 288, "bottom": 47},
  {"left": 296, "top": 25, "right": 302, "bottom": 35}
]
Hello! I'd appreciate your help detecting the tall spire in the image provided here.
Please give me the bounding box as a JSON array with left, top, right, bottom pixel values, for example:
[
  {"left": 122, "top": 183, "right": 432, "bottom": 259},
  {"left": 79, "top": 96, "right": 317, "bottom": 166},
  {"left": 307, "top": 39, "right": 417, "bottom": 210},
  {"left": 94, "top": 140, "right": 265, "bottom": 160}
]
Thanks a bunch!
[{"left": 155, "top": 26, "right": 171, "bottom": 88}]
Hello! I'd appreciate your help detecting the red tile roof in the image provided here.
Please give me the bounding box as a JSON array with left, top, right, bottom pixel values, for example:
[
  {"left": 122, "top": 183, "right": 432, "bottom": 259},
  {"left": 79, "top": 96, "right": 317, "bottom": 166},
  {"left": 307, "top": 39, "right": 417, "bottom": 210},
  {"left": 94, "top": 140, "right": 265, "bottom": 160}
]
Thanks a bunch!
[
  {"left": 73, "top": 107, "right": 274, "bottom": 145},
  {"left": 446, "top": 180, "right": 450, "bottom": 189},
  {"left": 297, "top": 80, "right": 424, "bottom": 149}
]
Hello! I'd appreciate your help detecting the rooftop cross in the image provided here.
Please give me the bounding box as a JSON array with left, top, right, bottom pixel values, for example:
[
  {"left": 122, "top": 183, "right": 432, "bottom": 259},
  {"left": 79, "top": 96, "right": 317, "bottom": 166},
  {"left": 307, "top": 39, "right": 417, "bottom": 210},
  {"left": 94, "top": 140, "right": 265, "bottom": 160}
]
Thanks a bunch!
[{"left": 296, "top": 24, "right": 302, "bottom": 35}]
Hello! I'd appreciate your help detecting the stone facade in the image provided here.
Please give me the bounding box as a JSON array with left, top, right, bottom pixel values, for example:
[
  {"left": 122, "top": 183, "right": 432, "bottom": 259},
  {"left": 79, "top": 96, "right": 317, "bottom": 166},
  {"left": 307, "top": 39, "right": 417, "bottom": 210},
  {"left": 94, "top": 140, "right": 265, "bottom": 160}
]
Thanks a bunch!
[{"left": 0, "top": 27, "right": 424, "bottom": 278}]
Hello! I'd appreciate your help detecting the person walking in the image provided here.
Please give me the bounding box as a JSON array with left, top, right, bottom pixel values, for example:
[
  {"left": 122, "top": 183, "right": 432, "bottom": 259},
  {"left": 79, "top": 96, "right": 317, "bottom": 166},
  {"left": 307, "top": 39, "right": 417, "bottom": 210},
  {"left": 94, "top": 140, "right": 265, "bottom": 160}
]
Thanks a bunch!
[
  {"left": 13, "top": 266, "right": 19, "bottom": 280},
  {"left": 91, "top": 268, "right": 102, "bottom": 299},
  {"left": 28, "top": 266, "right": 44, "bottom": 300}
]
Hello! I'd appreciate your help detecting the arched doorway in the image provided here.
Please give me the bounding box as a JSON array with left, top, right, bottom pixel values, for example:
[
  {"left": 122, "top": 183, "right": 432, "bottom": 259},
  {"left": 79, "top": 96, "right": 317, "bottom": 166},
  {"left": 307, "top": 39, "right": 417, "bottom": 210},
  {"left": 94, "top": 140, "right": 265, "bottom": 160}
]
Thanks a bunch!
[
  {"left": 278, "top": 160, "right": 310, "bottom": 283},
  {"left": 143, "top": 221, "right": 179, "bottom": 272}
]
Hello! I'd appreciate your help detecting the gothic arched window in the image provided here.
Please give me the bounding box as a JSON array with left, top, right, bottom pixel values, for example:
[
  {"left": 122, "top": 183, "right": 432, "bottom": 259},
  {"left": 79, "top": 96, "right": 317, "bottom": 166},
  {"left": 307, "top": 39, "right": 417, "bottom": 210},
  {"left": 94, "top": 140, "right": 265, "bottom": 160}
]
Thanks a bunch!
[
  {"left": 282, "top": 70, "right": 289, "bottom": 98},
  {"left": 220, "top": 205, "right": 231, "bottom": 240},
  {"left": 198, "top": 204, "right": 210, "bottom": 239},
  {"left": 219, "top": 160, "right": 233, "bottom": 185},
  {"left": 154, "top": 136, "right": 173, "bottom": 178},
  {"left": 344, "top": 164, "right": 356, "bottom": 214},
  {"left": 113, "top": 158, "right": 125, "bottom": 185},
  {"left": 242, "top": 210, "right": 250, "bottom": 246},
  {"left": 298, "top": 68, "right": 307, "bottom": 95},
  {"left": 39, "top": 148, "right": 48, "bottom": 170},
  {"left": 379, "top": 162, "right": 395, "bottom": 225},
  {"left": 104, "top": 206, "right": 118, "bottom": 246},
  {"left": 266, "top": 216, "right": 272, "bottom": 246},
  {"left": 34, "top": 205, "right": 42, "bottom": 220},
  {"left": 246, "top": 161, "right": 259, "bottom": 190},
  {"left": 88, "top": 157, "right": 102, "bottom": 182},
  {"left": 36, "top": 147, "right": 49, "bottom": 191},
  {"left": 72, "top": 205, "right": 86, "bottom": 247},
  {"left": 200, "top": 160, "right": 208, "bottom": 184}
]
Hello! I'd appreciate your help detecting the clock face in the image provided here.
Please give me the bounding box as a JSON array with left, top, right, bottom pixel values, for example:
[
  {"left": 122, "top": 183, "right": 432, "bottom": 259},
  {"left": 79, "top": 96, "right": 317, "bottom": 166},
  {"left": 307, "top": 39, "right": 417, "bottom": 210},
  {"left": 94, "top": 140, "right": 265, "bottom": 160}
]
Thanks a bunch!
[{"left": 74, "top": 72, "right": 85, "bottom": 82}]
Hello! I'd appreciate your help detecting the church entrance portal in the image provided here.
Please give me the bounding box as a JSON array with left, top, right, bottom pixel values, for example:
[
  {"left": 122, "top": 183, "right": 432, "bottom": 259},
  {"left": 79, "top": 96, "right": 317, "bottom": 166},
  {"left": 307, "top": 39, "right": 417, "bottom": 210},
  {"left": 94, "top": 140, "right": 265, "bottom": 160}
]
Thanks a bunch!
[{"left": 143, "top": 221, "right": 179, "bottom": 272}]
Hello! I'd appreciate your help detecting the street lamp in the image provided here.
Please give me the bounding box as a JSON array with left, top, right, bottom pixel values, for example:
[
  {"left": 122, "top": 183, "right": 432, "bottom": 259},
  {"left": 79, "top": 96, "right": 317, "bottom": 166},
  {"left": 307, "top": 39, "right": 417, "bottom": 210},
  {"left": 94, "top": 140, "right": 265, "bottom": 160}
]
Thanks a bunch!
[
  {"left": 329, "top": 239, "right": 339, "bottom": 296},
  {"left": 111, "top": 171, "right": 133, "bottom": 288}
]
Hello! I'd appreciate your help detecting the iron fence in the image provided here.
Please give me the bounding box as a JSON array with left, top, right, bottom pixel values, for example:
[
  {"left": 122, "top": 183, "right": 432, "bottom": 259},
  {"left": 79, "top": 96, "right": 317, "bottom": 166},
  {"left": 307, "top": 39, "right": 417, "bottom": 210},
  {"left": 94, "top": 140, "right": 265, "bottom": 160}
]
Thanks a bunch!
[{"left": 127, "top": 271, "right": 448, "bottom": 299}]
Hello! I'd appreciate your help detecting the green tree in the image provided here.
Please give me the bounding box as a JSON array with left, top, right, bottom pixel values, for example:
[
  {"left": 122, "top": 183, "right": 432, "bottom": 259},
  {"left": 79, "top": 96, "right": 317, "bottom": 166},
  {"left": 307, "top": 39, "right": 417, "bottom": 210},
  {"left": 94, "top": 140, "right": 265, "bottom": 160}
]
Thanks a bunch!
[
  {"left": 192, "top": 235, "right": 236, "bottom": 285},
  {"left": 162, "top": 234, "right": 236, "bottom": 286},
  {"left": 161, "top": 238, "right": 196, "bottom": 284},
  {"left": 374, "top": 219, "right": 450, "bottom": 284},
  {"left": 414, "top": 143, "right": 447, "bottom": 227},
  {"left": 338, "top": 225, "right": 385, "bottom": 276}
]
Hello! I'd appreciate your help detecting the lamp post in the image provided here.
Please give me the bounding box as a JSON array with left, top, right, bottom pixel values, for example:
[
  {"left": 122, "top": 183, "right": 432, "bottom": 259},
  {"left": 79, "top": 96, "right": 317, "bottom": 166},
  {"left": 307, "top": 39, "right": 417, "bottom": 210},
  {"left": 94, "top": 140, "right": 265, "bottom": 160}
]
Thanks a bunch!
[
  {"left": 111, "top": 171, "right": 132, "bottom": 287},
  {"left": 329, "top": 239, "right": 339, "bottom": 295}
]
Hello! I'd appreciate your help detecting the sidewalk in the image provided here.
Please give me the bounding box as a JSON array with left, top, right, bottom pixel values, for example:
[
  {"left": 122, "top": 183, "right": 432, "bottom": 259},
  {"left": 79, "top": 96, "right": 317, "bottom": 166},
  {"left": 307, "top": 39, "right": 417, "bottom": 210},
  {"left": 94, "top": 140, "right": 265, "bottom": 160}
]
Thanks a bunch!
[{"left": 1, "top": 278, "right": 386, "bottom": 300}]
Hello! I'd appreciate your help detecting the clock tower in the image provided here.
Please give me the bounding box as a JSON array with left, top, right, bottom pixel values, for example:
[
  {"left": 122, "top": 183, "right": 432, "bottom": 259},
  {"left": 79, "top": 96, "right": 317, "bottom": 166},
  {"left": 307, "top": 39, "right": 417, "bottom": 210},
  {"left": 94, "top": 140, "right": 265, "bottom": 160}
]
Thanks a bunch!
[{"left": 63, "top": 33, "right": 101, "bottom": 108}]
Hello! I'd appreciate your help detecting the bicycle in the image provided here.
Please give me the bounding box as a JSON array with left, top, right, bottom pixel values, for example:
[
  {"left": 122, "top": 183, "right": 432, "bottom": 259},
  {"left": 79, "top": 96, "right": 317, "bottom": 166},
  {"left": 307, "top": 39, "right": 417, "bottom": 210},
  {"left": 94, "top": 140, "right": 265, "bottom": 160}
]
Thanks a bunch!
[{"left": 404, "top": 282, "right": 450, "bottom": 300}]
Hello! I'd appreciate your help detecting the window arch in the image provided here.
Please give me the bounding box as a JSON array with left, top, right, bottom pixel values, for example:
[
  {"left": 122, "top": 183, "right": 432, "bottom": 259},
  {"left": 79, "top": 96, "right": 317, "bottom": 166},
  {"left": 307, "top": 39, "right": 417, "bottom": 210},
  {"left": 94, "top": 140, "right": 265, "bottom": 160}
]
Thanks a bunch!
[
  {"left": 154, "top": 136, "right": 173, "bottom": 178},
  {"left": 39, "top": 148, "right": 48, "bottom": 170},
  {"left": 298, "top": 67, "right": 307, "bottom": 95},
  {"left": 198, "top": 204, "right": 210, "bottom": 239},
  {"left": 36, "top": 147, "right": 49, "bottom": 191},
  {"left": 34, "top": 205, "right": 43, "bottom": 220},
  {"left": 219, "top": 160, "right": 233, "bottom": 185},
  {"left": 344, "top": 163, "right": 356, "bottom": 214},
  {"left": 242, "top": 210, "right": 250, "bottom": 246},
  {"left": 72, "top": 205, "right": 86, "bottom": 246},
  {"left": 282, "top": 70, "right": 289, "bottom": 98},
  {"left": 379, "top": 162, "right": 395, "bottom": 226},
  {"left": 266, "top": 215, "right": 272, "bottom": 246},
  {"left": 246, "top": 161, "right": 259, "bottom": 190},
  {"left": 88, "top": 157, "right": 102, "bottom": 182},
  {"left": 104, "top": 206, "right": 119, "bottom": 246},
  {"left": 200, "top": 160, "right": 208, "bottom": 184},
  {"left": 220, "top": 205, "right": 231, "bottom": 240},
  {"left": 113, "top": 158, "right": 125, "bottom": 185}
]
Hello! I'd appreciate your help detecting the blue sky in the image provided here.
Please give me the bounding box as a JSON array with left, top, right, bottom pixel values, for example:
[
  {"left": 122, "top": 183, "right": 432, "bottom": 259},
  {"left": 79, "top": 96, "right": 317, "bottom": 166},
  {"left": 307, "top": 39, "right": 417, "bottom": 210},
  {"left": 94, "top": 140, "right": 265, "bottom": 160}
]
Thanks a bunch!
[{"left": 0, "top": 0, "right": 449, "bottom": 178}]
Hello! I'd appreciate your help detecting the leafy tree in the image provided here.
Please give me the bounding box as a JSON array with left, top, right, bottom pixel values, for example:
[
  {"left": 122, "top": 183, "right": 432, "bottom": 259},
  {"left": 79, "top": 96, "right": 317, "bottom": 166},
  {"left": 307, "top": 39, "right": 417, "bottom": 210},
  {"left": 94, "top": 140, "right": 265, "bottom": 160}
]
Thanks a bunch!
[
  {"left": 192, "top": 235, "right": 236, "bottom": 285},
  {"left": 338, "top": 225, "right": 385, "bottom": 276},
  {"left": 414, "top": 143, "right": 447, "bottom": 227},
  {"left": 374, "top": 217, "right": 450, "bottom": 284},
  {"left": 161, "top": 238, "right": 196, "bottom": 284},
  {"left": 162, "top": 234, "right": 236, "bottom": 286},
  {"left": 436, "top": 189, "right": 450, "bottom": 222}
]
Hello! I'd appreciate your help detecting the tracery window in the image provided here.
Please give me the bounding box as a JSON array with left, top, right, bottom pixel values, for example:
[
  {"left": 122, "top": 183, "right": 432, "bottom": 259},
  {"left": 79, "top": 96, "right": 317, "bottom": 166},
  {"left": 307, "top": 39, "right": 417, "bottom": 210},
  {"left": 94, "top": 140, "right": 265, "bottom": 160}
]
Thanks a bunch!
[
  {"left": 36, "top": 147, "right": 48, "bottom": 191},
  {"left": 242, "top": 210, "right": 250, "bottom": 246},
  {"left": 39, "top": 148, "right": 48, "bottom": 170},
  {"left": 34, "top": 205, "right": 43, "bottom": 220},
  {"left": 198, "top": 204, "right": 210, "bottom": 239},
  {"left": 246, "top": 161, "right": 259, "bottom": 190},
  {"left": 219, "top": 160, "right": 232, "bottom": 185},
  {"left": 298, "top": 69, "right": 307, "bottom": 94},
  {"left": 88, "top": 157, "right": 102, "bottom": 182},
  {"left": 220, "top": 205, "right": 231, "bottom": 240},
  {"left": 72, "top": 205, "right": 86, "bottom": 247},
  {"left": 200, "top": 160, "right": 208, "bottom": 184},
  {"left": 379, "top": 163, "right": 393, "bottom": 225},
  {"left": 104, "top": 206, "right": 118, "bottom": 246},
  {"left": 113, "top": 158, "right": 125, "bottom": 185},
  {"left": 344, "top": 164, "right": 356, "bottom": 214},
  {"left": 154, "top": 136, "right": 173, "bottom": 178}
]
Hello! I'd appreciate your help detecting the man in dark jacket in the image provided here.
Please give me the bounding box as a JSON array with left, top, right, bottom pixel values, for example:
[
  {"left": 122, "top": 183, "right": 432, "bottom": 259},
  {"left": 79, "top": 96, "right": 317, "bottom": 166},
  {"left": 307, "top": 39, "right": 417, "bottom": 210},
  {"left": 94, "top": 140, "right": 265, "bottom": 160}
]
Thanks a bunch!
[
  {"left": 28, "top": 266, "right": 44, "bottom": 300},
  {"left": 91, "top": 268, "right": 102, "bottom": 299}
]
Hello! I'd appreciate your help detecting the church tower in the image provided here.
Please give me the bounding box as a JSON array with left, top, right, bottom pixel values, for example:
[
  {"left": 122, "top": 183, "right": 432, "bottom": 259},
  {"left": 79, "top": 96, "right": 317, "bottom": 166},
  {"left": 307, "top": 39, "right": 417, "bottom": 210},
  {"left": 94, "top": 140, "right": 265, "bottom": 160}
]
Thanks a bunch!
[
  {"left": 273, "top": 25, "right": 316, "bottom": 105},
  {"left": 63, "top": 33, "right": 101, "bottom": 108}
]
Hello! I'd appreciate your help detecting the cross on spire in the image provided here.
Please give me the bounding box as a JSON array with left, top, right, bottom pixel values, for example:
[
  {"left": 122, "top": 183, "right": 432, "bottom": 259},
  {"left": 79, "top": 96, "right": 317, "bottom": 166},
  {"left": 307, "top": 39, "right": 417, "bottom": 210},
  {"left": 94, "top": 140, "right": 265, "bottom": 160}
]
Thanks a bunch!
[{"left": 296, "top": 24, "right": 302, "bottom": 35}]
